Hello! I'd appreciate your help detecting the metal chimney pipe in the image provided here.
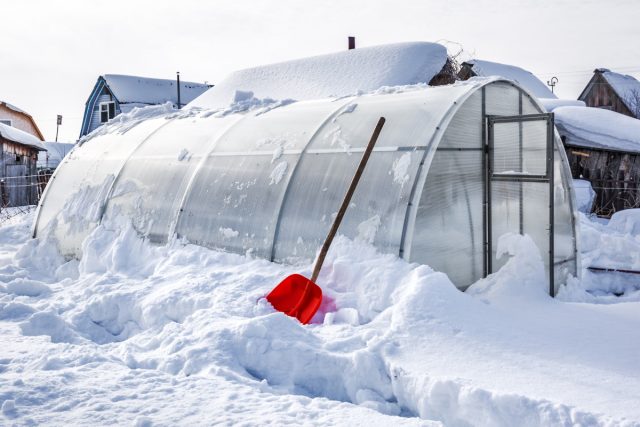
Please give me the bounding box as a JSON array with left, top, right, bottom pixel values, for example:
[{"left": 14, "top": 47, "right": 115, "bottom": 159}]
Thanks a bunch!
[
  {"left": 177, "top": 71, "right": 181, "bottom": 109},
  {"left": 348, "top": 36, "right": 355, "bottom": 50}
]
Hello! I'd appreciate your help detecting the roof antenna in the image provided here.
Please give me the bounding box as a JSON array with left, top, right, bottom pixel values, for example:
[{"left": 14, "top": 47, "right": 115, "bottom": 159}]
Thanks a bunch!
[
  {"left": 547, "top": 76, "right": 558, "bottom": 94},
  {"left": 348, "top": 36, "right": 355, "bottom": 50},
  {"left": 177, "top": 71, "right": 181, "bottom": 109}
]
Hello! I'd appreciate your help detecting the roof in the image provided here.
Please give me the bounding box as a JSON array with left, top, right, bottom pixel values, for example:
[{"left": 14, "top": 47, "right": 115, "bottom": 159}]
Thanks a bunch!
[
  {"left": 554, "top": 106, "right": 640, "bottom": 154},
  {"left": 0, "top": 101, "right": 45, "bottom": 140},
  {"left": 103, "top": 74, "right": 211, "bottom": 105},
  {"left": 0, "top": 122, "right": 46, "bottom": 151},
  {"left": 596, "top": 68, "right": 640, "bottom": 116},
  {"left": 189, "top": 42, "right": 448, "bottom": 109},
  {"left": 462, "top": 59, "right": 556, "bottom": 99},
  {"left": 37, "top": 142, "right": 75, "bottom": 167}
]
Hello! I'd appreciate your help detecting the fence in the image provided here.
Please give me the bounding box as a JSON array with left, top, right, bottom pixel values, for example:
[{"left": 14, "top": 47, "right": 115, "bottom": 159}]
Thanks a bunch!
[{"left": 0, "top": 169, "right": 53, "bottom": 210}]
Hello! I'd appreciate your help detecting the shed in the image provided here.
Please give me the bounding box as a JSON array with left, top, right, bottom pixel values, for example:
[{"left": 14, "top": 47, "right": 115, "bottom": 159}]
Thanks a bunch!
[
  {"left": 0, "top": 123, "right": 46, "bottom": 207},
  {"left": 578, "top": 69, "right": 640, "bottom": 119},
  {"left": 555, "top": 106, "right": 640, "bottom": 216},
  {"left": 34, "top": 78, "right": 579, "bottom": 294},
  {"left": 79, "top": 74, "right": 211, "bottom": 137},
  {"left": 458, "top": 59, "right": 556, "bottom": 99},
  {"left": 0, "top": 101, "right": 45, "bottom": 140}
]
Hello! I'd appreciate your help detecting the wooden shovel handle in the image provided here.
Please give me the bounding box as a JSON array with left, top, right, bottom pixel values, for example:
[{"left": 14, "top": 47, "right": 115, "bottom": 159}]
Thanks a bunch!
[{"left": 310, "top": 117, "right": 386, "bottom": 282}]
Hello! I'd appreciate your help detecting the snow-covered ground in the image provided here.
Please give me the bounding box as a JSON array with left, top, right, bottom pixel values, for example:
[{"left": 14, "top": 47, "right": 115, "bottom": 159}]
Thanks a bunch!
[{"left": 1, "top": 208, "right": 640, "bottom": 426}]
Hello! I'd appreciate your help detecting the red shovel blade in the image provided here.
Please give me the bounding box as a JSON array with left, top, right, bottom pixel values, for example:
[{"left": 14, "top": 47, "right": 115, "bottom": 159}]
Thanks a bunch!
[{"left": 266, "top": 274, "right": 323, "bottom": 324}]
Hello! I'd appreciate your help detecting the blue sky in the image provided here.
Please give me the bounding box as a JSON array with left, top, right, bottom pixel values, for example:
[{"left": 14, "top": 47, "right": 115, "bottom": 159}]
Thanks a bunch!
[{"left": 2, "top": 0, "right": 639, "bottom": 142}]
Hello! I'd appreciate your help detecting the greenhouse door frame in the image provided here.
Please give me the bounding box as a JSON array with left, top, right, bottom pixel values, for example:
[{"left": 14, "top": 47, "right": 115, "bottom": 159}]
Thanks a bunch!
[{"left": 485, "top": 112, "right": 555, "bottom": 296}]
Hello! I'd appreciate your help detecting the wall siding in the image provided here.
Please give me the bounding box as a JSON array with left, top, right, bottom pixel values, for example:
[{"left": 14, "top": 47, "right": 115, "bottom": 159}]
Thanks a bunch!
[
  {"left": 0, "top": 105, "right": 43, "bottom": 140},
  {"left": 580, "top": 74, "right": 635, "bottom": 118},
  {"left": 87, "top": 91, "right": 121, "bottom": 134},
  {"left": 0, "top": 138, "right": 40, "bottom": 207}
]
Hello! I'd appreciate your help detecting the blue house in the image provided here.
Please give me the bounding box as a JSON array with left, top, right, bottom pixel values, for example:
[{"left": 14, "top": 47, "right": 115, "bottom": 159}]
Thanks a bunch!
[{"left": 79, "top": 74, "right": 211, "bottom": 137}]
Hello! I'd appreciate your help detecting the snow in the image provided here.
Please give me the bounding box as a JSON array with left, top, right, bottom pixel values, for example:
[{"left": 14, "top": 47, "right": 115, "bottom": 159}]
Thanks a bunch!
[
  {"left": 189, "top": 42, "right": 448, "bottom": 109},
  {"left": 573, "top": 179, "right": 596, "bottom": 213},
  {"left": 1, "top": 205, "right": 640, "bottom": 425},
  {"left": 599, "top": 69, "right": 640, "bottom": 116},
  {"left": 464, "top": 59, "right": 556, "bottom": 99},
  {"left": 539, "top": 98, "right": 585, "bottom": 111},
  {"left": 554, "top": 106, "right": 640, "bottom": 153},
  {"left": 103, "top": 74, "right": 210, "bottom": 106},
  {"left": 0, "top": 122, "right": 45, "bottom": 151}
]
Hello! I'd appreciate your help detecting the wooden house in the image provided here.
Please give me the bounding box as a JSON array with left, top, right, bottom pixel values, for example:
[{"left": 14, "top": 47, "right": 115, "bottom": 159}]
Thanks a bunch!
[
  {"left": 458, "top": 59, "right": 556, "bottom": 99},
  {"left": 554, "top": 106, "right": 640, "bottom": 216},
  {"left": 79, "top": 74, "right": 211, "bottom": 137},
  {"left": 0, "top": 101, "right": 45, "bottom": 141},
  {"left": 0, "top": 123, "right": 46, "bottom": 207},
  {"left": 578, "top": 69, "right": 640, "bottom": 119}
]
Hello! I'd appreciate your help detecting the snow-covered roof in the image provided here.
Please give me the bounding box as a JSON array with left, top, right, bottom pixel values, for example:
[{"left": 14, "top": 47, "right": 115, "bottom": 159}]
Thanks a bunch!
[
  {"left": 539, "top": 98, "right": 585, "bottom": 112},
  {"left": 0, "top": 122, "right": 46, "bottom": 151},
  {"left": 598, "top": 68, "right": 640, "bottom": 115},
  {"left": 0, "top": 100, "right": 28, "bottom": 115},
  {"left": 189, "top": 42, "right": 448, "bottom": 109},
  {"left": 37, "top": 142, "right": 74, "bottom": 167},
  {"left": 463, "top": 59, "right": 556, "bottom": 99},
  {"left": 554, "top": 106, "right": 640, "bottom": 154},
  {"left": 103, "top": 74, "right": 210, "bottom": 106}
]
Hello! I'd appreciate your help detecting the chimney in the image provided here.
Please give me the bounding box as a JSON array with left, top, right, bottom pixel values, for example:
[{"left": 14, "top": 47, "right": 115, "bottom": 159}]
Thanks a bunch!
[
  {"left": 348, "top": 36, "right": 355, "bottom": 50},
  {"left": 176, "top": 71, "right": 181, "bottom": 109}
]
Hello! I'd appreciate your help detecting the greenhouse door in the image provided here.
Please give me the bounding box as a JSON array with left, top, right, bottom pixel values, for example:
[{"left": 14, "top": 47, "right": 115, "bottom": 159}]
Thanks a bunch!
[{"left": 486, "top": 113, "right": 555, "bottom": 295}]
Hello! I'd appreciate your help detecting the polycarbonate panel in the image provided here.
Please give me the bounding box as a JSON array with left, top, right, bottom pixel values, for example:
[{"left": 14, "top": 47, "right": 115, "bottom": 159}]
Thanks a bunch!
[
  {"left": 306, "top": 85, "right": 475, "bottom": 150},
  {"left": 553, "top": 143, "right": 578, "bottom": 290},
  {"left": 489, "top": 180, "right": 522, "bottom": 272},
  {"left": 101, "top": 114, "right": 242, "bottom": 243},
  {"left": 273, "top": 150, "right": 420, "bottom": 262},
  {"left": 438, "top": 90, "right": 482, "bottom": 149},
  {"left": 33, "top": 117, "right": 170, "bottom": 255},
  {"left": 484, "top": 82, "right": 520, "bottom": 116},
  {"left": 521, "top": 181, "right": 551, "bottom": 273},
  {"left": 410, "top": 150, "right": 484, "bottom": 287},
  {"left": 176, "top": 99, "right": 348, "bottom": 258}
]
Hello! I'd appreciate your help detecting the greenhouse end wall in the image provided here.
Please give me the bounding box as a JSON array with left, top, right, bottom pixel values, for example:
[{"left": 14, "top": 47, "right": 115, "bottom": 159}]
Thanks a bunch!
[{"left": 33, "top": 78, "right": 579, "bottom": 294}]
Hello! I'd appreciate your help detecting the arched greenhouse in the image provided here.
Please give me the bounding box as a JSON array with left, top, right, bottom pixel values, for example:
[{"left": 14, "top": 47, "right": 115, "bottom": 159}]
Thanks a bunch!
[{"left": 33, "top": 78, "right": 579, "bottom": 294}]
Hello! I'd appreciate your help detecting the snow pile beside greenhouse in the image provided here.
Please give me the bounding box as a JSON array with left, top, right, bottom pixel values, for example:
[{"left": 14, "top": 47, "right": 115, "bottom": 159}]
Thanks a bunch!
[
  {"left": 189, "top": 42, "right": 448, "bottom": 109},
  {"left": 1, "top": 210, "right": 640, "bottom": 426}
]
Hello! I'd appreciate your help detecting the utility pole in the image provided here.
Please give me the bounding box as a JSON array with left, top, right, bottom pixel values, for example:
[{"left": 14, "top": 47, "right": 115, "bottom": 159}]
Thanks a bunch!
[
  {"left": 177, "top": 71, "right": 181, "bottom": 109},
  {"left": 55, "top": 115, "right": 62, "bottom": 142}
]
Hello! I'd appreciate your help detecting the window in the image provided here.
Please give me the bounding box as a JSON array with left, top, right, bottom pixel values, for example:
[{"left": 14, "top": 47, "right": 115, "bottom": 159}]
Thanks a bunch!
[
  {"left": 100, "top": 102, "right": 116, "bottom": 123},
  {"left": 0, "top": 119, "right": 11, "bottom": 126}
]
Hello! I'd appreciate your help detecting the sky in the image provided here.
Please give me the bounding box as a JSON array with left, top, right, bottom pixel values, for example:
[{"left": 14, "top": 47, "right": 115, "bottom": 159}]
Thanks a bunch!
[{"left": 1, "top": 0, "right": 639, "bottom": 143}]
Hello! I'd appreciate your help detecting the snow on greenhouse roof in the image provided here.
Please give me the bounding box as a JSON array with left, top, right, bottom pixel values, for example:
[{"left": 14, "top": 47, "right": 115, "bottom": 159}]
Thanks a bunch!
[
  {"left": 598, "top": 69, "right": 640, "bottom": 115},
  {"left": 554, "top": 106, "right": 640, "bottom": 154},
  {"left": 464, "top": 59, "right": 556, "bottom": 99},
  {"left": 189, "top": 42, "right": 448, "bottom": 109},
  {"left": 103, "top": 74, "right": 210, "bottom": 105},
  {"left": 0, "top": 122, "right": 46, "bottom": 150}
]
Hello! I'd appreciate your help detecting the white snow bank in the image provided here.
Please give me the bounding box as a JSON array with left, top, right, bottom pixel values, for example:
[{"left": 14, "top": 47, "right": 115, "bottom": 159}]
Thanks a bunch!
[
  {"left": 573, "top": 179, "right": 596, "bottom": 213},
  {"left": 555, "top": 106, "right": 640, "bottom": 153},
  {"left": 1, "top": 210, "right": 640, "bottom": 425},
  {"left": 539, "top": 98, "right": 585, "bottom": 111},
  {"left": 463, "top": 59, "right": 555, "bottom": 98},
  {"left": 189, "top": 42, "right": 448, "bottom": 109},
  {"left": 0, "top": 122, "right": 45, "bottom": 151}
]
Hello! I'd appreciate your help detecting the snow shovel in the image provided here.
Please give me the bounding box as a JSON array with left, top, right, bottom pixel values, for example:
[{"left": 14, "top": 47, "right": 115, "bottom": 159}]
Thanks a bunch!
[{"left": 267, "top": 117, "right": 386, "bottom": 324}]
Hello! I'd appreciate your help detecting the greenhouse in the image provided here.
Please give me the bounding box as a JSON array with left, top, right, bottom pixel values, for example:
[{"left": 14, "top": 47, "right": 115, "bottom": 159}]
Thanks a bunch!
[{"left": 33, "top": 78, "right": 579, "bottom": 294}]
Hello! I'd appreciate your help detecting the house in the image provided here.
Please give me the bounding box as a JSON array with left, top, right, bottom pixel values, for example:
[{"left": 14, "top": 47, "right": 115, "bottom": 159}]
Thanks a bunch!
[
  {"left": 578, "top": 68, "right": 640, "bottom": 119},
  {"left": 0, "top": 123, "right": 46, "bottom": 207},
  {"left": 554, "top": 105, "right": 640, "bottom": 216},
  {"left": 79, "top": 74, "right": 211, "bottom": 137},
  {"left": 0, "top": 101, "right": 45, "bottom": 141},
  {"left": 458, "top": 59, "right": 556, "bottom": 99}
]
